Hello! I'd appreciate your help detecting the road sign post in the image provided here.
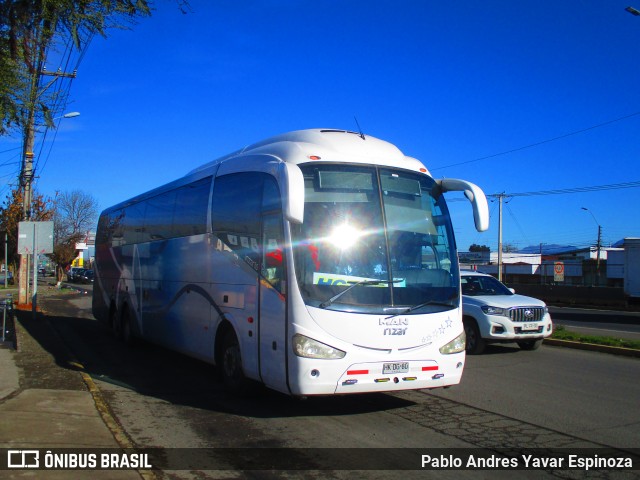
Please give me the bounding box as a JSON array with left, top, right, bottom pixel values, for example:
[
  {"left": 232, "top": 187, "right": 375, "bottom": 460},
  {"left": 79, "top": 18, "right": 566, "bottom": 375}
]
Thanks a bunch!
[{"left": 18, "top": 221, "right": 54, "bottom": 316}]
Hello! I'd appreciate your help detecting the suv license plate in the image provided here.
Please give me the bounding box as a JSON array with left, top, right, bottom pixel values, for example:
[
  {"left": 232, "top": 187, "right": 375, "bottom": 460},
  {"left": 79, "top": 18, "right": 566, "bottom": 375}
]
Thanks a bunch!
[
  {"left": 521, "top": 323, "right": 538, "bottom": 331},
  {"left": 383, "top": 362, "right": 409, "bottom": 374}
]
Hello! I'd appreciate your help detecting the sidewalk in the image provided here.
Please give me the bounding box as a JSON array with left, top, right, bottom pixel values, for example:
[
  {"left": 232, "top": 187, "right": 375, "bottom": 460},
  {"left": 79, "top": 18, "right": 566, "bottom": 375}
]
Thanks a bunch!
[{"left": 0, "top": 289, "right": 144, "bottom": 479}]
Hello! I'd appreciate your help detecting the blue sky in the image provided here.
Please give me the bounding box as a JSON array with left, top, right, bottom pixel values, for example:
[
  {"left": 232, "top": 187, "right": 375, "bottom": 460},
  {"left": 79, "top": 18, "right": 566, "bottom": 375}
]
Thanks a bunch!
[{"left": 1, "top": 0, "right": 639, "bottom": 253}]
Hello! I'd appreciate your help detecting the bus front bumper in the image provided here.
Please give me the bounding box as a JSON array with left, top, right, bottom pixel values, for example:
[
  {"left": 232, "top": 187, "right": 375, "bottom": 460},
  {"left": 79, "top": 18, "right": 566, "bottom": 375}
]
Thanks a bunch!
[{"left": 290, "top": 354, "right": 465, "bottom": 396}]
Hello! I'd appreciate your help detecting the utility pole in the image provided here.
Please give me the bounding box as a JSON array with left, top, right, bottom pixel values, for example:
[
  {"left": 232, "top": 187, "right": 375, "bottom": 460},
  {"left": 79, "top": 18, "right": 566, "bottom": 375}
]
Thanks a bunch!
[
  {"left": 18, "top": 32, "right": 45, "bottom": 305},
  {"left": 596, "top": 224, "right": 602, "bottom": 286},
  {"left": 498, "top": 194, "right": 503, "bottom": 281},
  {"left": 540, "top": 243, "right": 544, "bottom": 285},
  {"left": 18, "top": 47, "right": 77, "bottom": 304},
  {"left": 581, "top": 207, "right": 602, "bottom": 287},
  {"left": 486, "top": 193, "right": 508, "bottom": 281}
]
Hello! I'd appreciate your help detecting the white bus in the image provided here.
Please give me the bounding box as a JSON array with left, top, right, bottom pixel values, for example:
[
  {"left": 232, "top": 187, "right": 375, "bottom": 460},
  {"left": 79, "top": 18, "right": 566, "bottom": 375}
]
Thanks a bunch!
[{"left": 92, "top": 129, "right": 489, "bottom": 396}]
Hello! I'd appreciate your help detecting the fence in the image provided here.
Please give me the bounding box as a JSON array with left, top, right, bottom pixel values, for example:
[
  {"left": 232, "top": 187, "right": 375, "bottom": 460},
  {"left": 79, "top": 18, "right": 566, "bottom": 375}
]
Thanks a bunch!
[
  {"left": 1, "top": 294, "right": 14, "bottom": 347},
  {"left": 466, "top": 260, "right": 625, "bottom": 288}
]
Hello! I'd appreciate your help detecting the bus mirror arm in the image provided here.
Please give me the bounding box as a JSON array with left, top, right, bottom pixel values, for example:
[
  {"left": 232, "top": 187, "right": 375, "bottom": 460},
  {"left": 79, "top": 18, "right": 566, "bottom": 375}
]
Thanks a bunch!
[
  {"left": 283, "top": 162, "right": 305, "bottom": 224},
  {"left": 437, "top": 178, "right": 490, "bottom": 232}
]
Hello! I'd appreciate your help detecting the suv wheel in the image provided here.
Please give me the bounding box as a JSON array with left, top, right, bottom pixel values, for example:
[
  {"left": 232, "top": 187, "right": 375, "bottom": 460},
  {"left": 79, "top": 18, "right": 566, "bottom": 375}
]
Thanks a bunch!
[{"left": 464, "top": 318, "right": 486, "bottom": 355}]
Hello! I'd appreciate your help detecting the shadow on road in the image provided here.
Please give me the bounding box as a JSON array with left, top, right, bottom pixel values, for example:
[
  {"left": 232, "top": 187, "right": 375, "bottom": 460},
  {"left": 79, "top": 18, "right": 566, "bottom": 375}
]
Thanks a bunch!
[{"left": 15, "top": 295, "right": 417, "bottom": 419}]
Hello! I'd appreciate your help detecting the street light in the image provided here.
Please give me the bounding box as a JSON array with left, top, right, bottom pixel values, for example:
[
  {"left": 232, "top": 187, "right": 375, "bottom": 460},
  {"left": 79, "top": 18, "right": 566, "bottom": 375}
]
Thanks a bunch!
[
  {"left": 58, "top": 111, "right": 80, "bottom": 119},
  {"left": 51, "top": 111, "right": 80, "bottom": 122},
  {"left": 626, "top": 6, "right": 640, "bottom": 16},
  {"left": 581, "top": 207, "right": 602, "bottom": 285}
]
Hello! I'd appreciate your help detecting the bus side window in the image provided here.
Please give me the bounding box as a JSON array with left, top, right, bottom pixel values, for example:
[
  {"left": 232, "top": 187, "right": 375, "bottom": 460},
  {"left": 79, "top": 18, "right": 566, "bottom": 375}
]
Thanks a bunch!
[
  {"left": 211, "top": 173, "right": 263, "bottom": 270},
  {"left": 172, "top": 177, "right": 210, "bottom": 237},
  {"left": 262, "top": 178, "right": 285, "bottom": 293},
  {"left": 262, "top": 215, "right": 285, "bottom": 292}
]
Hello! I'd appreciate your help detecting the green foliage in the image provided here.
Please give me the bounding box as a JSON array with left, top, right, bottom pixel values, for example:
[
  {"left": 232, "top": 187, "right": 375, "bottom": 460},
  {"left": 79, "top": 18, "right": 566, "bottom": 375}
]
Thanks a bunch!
[
  {"left": 0, "top": 41, "right": 23, "bottom": 135},
  {"left": 551, "top": 325, "right": 640, "bottom": 350}
]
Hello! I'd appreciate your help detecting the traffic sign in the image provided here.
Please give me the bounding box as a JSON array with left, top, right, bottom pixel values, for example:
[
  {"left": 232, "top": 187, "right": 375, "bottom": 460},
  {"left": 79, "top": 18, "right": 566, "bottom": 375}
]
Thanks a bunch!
[{"left": 554, "top": 261, "right": 564, "bottom": 282}]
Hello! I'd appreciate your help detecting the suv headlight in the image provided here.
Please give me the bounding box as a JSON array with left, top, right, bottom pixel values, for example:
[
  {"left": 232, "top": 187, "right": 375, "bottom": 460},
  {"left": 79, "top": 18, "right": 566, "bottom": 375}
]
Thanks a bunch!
[
  {"left": 440, "top": 331, "right": 466, "bottom": 354},
  {"left": 481, "top": 305, "right": 507, "bottom": 316},
  {"left": 293, "top": 334, "right": 346, "bottom": 359}
]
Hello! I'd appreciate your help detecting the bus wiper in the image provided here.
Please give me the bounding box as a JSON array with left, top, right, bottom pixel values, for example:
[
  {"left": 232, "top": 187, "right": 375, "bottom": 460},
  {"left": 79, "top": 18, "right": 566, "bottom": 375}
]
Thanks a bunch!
[
  {"left": 319, "top": 279, "right": 401, "bottom": 309},
  {"left": 385, "top": 297, "right": 456, "bottom": 319}
]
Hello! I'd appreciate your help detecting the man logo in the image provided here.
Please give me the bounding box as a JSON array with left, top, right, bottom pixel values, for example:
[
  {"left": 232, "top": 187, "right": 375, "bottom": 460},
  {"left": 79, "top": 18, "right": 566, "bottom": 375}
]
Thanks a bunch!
[{"left": 7, "top": 450, "right": 39, "bottom": 468}]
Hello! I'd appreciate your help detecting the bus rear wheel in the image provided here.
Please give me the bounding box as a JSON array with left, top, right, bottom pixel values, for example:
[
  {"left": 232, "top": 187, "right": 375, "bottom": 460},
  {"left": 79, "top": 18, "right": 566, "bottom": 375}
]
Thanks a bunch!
[
  {"left": 120, "top": 308, "right": 135, "bottom": 345},
  {"left": 110, "top": 307, "right": 122, "bottom": 340}
]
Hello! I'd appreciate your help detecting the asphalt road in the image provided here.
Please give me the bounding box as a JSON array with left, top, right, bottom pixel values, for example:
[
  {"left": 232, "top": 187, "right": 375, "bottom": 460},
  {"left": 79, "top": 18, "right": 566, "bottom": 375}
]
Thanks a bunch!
[{"left": 31, "top": 289, "right": 640, "bottom": 479}]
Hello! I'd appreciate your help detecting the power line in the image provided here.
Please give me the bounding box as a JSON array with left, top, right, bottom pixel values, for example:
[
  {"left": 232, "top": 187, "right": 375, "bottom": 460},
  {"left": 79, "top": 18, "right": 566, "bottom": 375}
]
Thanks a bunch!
[
  {"left": 449, "top": 179, "right": 640, "bottom": 202},
  {"left": 488, "top": 180, "right": 640, "bottom": 198},
  {"left": 432, "top": 110, "right": 640, "bottom": 171}
]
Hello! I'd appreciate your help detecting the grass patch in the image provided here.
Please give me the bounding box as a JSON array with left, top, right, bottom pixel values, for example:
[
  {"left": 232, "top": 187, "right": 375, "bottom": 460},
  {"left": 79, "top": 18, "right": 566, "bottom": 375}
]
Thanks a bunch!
[{"left": 551, "top": 325, "right": 640, "bottom": 350}]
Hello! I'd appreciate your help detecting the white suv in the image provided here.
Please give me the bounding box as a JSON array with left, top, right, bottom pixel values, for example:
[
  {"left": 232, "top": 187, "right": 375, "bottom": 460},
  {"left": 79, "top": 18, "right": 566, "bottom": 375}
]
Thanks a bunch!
[{"left": 461, "top": 271, "right": 553, "bottom": 354}]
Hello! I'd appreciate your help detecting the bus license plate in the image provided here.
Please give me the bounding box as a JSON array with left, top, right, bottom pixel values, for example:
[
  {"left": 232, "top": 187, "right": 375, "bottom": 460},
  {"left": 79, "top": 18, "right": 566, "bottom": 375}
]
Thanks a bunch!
[
  {"left": 383, "top": 362, "right": 409, "bottom": 374},
  {"left": 521, "top": 323, "right": 538, "bottom": 331}
]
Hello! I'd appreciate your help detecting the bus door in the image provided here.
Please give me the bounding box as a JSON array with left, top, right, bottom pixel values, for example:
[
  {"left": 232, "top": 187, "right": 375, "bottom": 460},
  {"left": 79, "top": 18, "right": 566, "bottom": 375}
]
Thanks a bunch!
[
  {"left": 211, "top": 172, "right": 288, "bottom": 391},
  {"left": 258, "top": 195, "right": 288, "bottom": 392}
]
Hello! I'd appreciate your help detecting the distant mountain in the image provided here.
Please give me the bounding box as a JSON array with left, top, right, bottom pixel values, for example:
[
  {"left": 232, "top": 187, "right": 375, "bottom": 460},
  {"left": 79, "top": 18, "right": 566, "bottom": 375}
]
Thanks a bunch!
[
  {"left": 518, "top": 244, "right": 581, "bottom": 255},
  {"left": 518, "top": 239, "right": 631, "bottom": 254}
]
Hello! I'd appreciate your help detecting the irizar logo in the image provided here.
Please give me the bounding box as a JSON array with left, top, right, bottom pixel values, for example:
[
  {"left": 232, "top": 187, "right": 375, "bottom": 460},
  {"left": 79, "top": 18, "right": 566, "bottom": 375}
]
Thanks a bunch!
[{"left": 379, "top": 317, "right": 408, "bottom": 335}]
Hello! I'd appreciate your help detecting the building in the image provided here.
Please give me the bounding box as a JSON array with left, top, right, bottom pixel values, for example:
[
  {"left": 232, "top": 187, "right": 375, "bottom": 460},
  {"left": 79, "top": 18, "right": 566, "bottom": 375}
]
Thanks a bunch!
[
  {"left": 72, "top": 231, "right": 96, "bottom": 268},
  {"left": 458, "top": 243, "right": 618, "bottom": 286}
]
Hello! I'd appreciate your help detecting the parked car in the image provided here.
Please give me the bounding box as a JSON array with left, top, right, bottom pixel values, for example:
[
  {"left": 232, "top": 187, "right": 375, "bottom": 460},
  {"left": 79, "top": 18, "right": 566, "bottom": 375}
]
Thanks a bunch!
[
  {"left": 68, "top": 267, "right": 85, "bottom": 282},
  {"left": 0, "top": 271, "right": 14, "bottom": 285},
  {"left": 461, "top": 271, "right": 553, "bottom": 354},
  {"left": 78, "top": 269, "right": 94, "bottom": 284}
]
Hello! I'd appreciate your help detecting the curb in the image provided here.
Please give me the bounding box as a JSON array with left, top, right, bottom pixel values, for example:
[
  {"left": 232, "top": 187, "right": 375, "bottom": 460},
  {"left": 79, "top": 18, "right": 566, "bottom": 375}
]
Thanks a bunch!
[
  {"left": 78, "top": 364, "right": 158, "bottom": 480},
  {"left": 543, "top": 338, "right": 640, "bottom": 358}
]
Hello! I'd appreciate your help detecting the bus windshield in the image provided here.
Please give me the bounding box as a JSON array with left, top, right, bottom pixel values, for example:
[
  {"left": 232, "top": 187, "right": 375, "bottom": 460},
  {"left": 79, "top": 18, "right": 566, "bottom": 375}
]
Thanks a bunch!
[{"left": 292, "top": 164, "right": 459, "bottom": 314}]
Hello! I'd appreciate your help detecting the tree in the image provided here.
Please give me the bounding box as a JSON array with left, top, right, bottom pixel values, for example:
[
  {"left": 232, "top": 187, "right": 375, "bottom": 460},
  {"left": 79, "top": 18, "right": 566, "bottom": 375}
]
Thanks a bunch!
[
  {"left": 469, "top": 244, "right": 490, "bottom": 252},
  {"left": 504, "top": 243, "right": 519, "bottom": 253},
  {"left": 0, "top": 188, "right": 53, "bottom": 270},
  {"left": 54, "top": 189, "right": 99, "bottom": 236},
  {"left": 0, "top": 31, "right": 23, "bottom": 136},
  {"left": 49, "top": 230, "right": 84, "bottom": 281},
  {"left": 50, "top": 189, "right": 99, "bottom": 280},
  {"left": 0, "top": 0, "right": 153, "bottom": 136}
]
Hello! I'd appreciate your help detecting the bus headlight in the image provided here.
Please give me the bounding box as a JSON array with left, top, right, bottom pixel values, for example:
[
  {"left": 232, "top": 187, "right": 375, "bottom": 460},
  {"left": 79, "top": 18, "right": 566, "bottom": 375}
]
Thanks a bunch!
[
  {"left": 293, "top": 334, "right": 346, "bottom": 359},
  {"left": 439, "top": 331, "right": 466, "bottom": 355}
]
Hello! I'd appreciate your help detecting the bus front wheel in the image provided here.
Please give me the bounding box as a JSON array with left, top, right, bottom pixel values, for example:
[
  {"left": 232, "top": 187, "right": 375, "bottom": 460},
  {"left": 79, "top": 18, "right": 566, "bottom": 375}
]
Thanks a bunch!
[{"left": 221, "top": 331, "right": 250, "bottom": 394}]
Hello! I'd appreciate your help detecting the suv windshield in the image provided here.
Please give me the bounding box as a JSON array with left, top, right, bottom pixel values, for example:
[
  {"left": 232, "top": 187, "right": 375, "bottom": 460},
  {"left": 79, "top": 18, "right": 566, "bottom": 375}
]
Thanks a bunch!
[
  {"left": 461, "top": 275, "right": 513, "bottom": 296},
  {"left": 291, "top": 164, "right": 459, "bottom": 314}
]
